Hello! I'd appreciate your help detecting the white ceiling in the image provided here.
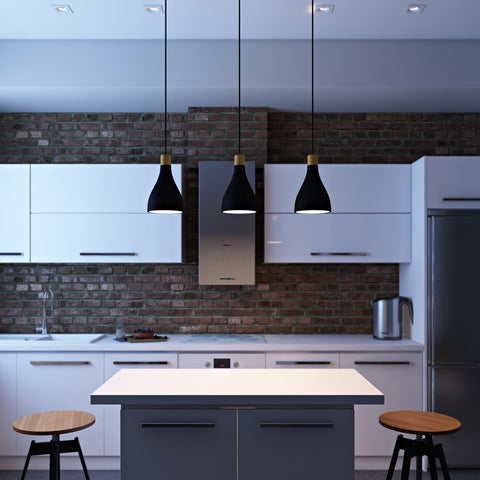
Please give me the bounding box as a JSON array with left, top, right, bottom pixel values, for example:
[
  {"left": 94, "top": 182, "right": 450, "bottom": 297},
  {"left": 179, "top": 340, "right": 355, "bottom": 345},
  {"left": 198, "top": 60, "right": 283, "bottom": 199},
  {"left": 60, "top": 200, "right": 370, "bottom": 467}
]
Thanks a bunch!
[{"left": 1, "top": 0, "right": 480, "bottom": 112}]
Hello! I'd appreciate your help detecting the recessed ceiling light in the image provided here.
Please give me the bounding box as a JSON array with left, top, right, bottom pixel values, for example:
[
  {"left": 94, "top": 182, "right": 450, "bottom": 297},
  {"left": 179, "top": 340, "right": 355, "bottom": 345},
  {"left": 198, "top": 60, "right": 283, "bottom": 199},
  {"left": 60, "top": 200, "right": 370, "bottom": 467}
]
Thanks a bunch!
[
  {"left": 315, "top": 4, "right": 335, "bottom": 14},
  {"left": 406, "top": 4, "right": 426, "bottom": 13},
  {"left": 51, "top": 4, "right": 73, "bottom": 13},
  {"left": 145, "top": 4, "right": 164, "bottom": 13}
]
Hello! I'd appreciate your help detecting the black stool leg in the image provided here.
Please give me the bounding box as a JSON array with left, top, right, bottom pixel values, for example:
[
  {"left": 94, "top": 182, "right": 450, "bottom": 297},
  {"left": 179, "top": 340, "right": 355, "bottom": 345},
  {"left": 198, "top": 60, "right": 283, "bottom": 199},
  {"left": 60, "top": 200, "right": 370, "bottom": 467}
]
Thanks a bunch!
[
  {"left": 437, "top": 444, "right": 450, "bottom": 480},
  {"left": 49, "top": 434, "right": 61, "bottom": 480},
  {"left": 20, "top": 440, "right": 35, "bottom": 480},
  {"left": 386, "top": 435, "right": 403, "bottom": 480},
  {"left": 401, "top": 446, "right": 413, "bottom": 480},
  {"left": 74, "top": 437, "right": 90, "bottom": 480}
]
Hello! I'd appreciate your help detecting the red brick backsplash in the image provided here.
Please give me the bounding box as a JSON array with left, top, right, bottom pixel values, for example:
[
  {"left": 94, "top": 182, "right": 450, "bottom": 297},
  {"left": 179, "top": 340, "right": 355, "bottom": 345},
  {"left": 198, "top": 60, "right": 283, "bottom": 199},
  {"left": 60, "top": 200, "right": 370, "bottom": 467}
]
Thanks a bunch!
[{"left": 1, "top": 110, "right": 479, "bottom": 335}]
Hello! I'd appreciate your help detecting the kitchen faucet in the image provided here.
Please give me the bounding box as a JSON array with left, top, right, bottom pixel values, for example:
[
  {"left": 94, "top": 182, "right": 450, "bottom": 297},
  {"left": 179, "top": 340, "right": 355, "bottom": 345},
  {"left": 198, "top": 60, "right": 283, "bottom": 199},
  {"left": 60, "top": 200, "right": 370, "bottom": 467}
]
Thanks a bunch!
[{"left": 39, "top": 288, "right": 54, "bottom": 336}]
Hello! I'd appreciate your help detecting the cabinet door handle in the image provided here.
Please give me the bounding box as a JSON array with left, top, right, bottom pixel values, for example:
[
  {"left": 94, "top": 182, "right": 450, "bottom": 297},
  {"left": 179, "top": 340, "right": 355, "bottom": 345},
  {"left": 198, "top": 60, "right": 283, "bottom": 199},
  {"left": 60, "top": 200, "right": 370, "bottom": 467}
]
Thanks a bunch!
[
  {"left": 276, "top": 361, "right": 331, "bottom": 365},
  {"left": 259, "top": 422, "right": 334, "bottom": 428},
  {"left": 310, "top": 252, "right": 368, "bottom": 256},
  {"left": 442, "top": 197, "right": 480, "bottom": 202},
  {"left": 0, "top": 252, "right": 23, "bottom": 256},
  {"left": 30, "top": 361, "right": 91, "bottom": 366},
  {"left": 113, "top": 361, "right": 170, "bottom": 365},
  {"left": 141, "top": 422, "right": 216, "bottom": 429},
  {"left": 354, "top": 361, "right": 411, "bottom": 365},
  {"left": 80, "top": 252, "right": 137, "bottom": 256}
]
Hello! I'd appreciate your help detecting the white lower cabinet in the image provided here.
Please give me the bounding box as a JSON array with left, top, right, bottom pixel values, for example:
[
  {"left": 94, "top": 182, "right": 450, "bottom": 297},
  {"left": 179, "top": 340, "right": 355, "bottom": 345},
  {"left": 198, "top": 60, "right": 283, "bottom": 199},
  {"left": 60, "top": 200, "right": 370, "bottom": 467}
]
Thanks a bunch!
[
  {"left": 0, "top": 354, "right": 17, "bottom": 455},
  {"left": 339, "top": 352, "right": 423, "bottom": 456},
  {"left": 16, "top": 353, "right": 105, "bottom": 456},
  {"left": 178, "top": 353, "right": 266, "bottom": 369},
  {"left": 266, "top": 352, "right": 340, "bottom": 368},
  {"left": 103, "top": 353, "right": 178, "bottom": 456}
]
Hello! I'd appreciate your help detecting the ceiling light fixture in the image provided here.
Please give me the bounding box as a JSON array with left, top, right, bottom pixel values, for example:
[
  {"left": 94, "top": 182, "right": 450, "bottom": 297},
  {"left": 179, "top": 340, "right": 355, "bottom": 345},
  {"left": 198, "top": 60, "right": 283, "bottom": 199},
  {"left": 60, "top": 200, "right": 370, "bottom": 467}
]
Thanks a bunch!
[
  {"left": 316, "top": 4, "right": 335, "bottom": 14},
  {"left": 406, "top": 4, "right": 426, "bottom": 13},
  {"left": 145, "top": 5, "right": 164, "bottom": 14},
  {"left": 147, "top": 0, "right": 183, "bottom": 214},
  {"left": 51, "top": 4, "right": 73, "bottom": 14},
  {"left": 294, "top": 0, "right": 331, "bottom": 214},
  {"left": 221, "top": 0, "right": 256, "bottom": 215}
]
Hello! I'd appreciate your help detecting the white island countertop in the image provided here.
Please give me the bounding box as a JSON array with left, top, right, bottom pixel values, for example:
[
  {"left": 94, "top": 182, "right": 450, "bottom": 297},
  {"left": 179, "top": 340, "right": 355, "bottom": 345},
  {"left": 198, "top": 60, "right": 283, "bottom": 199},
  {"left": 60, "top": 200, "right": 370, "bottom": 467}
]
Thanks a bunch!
[{"left": 91, "top": 368, "right": 384, "bottom": 407}]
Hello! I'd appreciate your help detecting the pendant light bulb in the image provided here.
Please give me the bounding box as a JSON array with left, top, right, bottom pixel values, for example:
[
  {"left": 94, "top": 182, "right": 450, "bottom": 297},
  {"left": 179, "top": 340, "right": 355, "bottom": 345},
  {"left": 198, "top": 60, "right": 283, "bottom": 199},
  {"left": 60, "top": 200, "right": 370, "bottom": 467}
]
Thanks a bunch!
[
  {"left": 222, "top": 155, "right": 256, "bottom": 214},
  {"left": 294, "top": 154, "right": 331, "bottom": 214},
  {"left": 147, "top": 155, "right": 184, "bottom": 214}
]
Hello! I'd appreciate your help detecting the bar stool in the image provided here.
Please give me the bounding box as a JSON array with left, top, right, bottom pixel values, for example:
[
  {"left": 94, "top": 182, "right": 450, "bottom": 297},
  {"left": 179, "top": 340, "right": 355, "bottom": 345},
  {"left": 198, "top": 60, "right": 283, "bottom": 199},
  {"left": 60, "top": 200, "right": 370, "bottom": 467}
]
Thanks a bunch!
[
  {"left": 379, "top": 410, "right": 461, "bottom": 480},
  {"left": 13, "top": 410, "right": 95, "bottom": 480}
]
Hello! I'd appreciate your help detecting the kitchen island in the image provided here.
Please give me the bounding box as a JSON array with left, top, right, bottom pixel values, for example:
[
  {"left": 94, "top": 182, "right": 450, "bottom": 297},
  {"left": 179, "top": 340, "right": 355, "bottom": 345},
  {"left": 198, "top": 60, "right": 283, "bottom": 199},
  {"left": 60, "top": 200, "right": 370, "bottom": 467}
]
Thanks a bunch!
[{"left": 91, "top": 368, "right": 383, "bottom": 480}]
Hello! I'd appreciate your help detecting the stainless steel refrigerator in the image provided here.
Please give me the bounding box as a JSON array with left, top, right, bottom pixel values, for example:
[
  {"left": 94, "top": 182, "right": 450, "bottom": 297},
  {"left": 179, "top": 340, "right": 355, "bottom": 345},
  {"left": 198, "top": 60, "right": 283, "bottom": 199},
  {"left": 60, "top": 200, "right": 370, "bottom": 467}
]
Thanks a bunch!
[{"left": 428, "top": 209, "right": 480, "bottom": 467}]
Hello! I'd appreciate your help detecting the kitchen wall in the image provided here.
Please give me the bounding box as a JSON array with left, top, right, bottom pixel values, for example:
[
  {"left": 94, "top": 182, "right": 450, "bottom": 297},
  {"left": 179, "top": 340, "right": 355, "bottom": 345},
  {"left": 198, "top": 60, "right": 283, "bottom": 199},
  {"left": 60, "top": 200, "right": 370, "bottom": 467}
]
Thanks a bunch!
[{"left": 1, "top": 110, "right": 479, "bottom": 335}]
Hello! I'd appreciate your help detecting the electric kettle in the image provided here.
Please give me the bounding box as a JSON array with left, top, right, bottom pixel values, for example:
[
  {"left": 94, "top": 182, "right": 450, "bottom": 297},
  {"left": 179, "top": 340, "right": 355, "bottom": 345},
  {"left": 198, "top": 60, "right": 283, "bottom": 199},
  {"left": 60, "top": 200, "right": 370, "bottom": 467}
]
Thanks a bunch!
[{"left": 370, "top": 296, "right": 413, "bottom": 340}]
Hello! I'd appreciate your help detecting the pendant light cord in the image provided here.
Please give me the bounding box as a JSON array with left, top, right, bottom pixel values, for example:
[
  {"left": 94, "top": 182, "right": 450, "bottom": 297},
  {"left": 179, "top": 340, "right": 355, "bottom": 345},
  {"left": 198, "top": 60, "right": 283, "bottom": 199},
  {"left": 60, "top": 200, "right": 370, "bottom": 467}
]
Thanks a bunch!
[
  {"left": 238, "top": 0, "right": 241, "bottom": 155},
  {"left": 164, "top": 0, "right": 168, "bottom": 156},
  {"left": 311, "top": 0, "right": 314, "bottom": 154}
]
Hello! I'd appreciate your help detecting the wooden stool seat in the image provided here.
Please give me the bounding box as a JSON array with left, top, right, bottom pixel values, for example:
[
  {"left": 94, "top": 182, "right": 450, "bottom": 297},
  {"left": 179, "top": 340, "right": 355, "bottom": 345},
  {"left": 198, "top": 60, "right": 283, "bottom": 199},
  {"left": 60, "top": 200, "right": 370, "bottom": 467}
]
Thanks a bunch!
[
  {"left": 379, "top": 410, "right": 461, "bottom": 480},
  {"left": 13, "top": 410, "right": 95, "bottom": 436},
  {"left": 379, "top": 410, "right": 461, "bottom": 436},
  {"left": 13, "top": 410, "right": 95, "bottom": 480}
]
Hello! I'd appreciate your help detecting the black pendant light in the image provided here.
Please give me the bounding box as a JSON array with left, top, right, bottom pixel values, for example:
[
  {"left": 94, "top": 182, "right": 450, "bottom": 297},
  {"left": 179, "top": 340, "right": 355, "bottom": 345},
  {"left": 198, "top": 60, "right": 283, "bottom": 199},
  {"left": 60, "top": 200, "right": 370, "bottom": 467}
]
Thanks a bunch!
[
  {"left": 221, "top": 0, "right": 256, "bottom": 215},
  {"left": 294, "top": 0, "right": 331, "bottom": 214},
  {"left": 147, "top": 0, "right": 184, "bottom": 214}
]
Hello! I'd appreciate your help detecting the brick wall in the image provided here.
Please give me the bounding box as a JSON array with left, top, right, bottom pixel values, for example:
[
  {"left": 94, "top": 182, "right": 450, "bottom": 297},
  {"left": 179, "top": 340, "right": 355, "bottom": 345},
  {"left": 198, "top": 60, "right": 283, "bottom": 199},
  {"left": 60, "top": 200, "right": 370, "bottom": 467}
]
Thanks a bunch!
[{"left": 1, "top": 110, "right": 479, "bottom": 335}]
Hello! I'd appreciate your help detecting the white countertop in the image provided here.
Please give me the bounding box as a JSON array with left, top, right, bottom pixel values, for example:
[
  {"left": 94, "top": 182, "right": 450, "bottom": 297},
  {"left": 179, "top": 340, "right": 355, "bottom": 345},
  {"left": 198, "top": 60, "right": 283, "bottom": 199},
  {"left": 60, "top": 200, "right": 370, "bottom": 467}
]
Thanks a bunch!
[
  {"left": 91, "top": 368, "right": 384, "bottom": 407},
  {"left": 0, "top": 333, "right": 423, "bottom": 352}
]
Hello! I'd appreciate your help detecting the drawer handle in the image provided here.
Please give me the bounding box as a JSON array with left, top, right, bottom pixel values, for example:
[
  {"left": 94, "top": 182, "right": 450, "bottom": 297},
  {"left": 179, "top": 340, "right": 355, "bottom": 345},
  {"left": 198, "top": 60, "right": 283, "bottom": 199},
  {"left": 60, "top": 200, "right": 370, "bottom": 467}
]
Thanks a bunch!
[
  {"left": 442, "top": 197, "right": 480, "bottom": 202},
  {"left": 30, "top": 361, "right": 91, "bottom": 366},
  {"left": 276, "top": 361, "right": 331, "bottom": 365},
  {"left": 0, "top": 252, "right": 23, "bottom": 256},
  {"left": 113, "top": 361, "right": 170, "bottom": 365},
  {"left": 80, "top": 252, "right": 137, "bottom": 256},
  {"left": 310, "top": 252, "right": 368, "bottom": 256},
  {"left": 354, "top": 361, "right": 411, "bottom": 365},
  {"left": 259, "top": 422, "right": 334, "bottom": 428},
  {"left": 141, "top": 423, "right": 216, "bottom": 429}
]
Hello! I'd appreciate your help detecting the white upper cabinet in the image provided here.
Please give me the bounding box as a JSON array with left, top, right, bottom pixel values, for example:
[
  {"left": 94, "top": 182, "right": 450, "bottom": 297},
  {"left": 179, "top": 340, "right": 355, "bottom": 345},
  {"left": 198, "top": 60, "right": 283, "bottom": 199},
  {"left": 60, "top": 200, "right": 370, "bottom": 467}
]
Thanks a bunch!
[
  {"left": 265, "top": 164, "right": 411, "bottom": 214},
  {"left": 0, "top": 165, "right": 30, "bottom": 262},
  {"left": 264, "top": 164, "right": 411, "bottom": 263},
  {"left": 30, "top": 164, "right": 182, "bottom": 263},
  {"left": 265, "top": 213, "right": 411, "bottom": 263},
  {"left": 424, "top": 156, "right": 480, "bottom": 209},
  {"left": 31, "top": 164, "right": 181, "bottom": 213}
]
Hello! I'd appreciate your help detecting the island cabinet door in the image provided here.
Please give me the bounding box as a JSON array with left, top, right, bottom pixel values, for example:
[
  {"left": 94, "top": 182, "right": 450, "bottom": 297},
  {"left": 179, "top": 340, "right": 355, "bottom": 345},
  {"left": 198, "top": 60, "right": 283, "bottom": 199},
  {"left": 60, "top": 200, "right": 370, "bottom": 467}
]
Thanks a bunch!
[
  {"left": 104, "top": 353, "right": 178, "bottom": 456},
  {"left": 238, "top": 409, "right": 354, "bottom": 480},
  {"left": 121, "top": 409, "right": 236, "bottom": 480}
]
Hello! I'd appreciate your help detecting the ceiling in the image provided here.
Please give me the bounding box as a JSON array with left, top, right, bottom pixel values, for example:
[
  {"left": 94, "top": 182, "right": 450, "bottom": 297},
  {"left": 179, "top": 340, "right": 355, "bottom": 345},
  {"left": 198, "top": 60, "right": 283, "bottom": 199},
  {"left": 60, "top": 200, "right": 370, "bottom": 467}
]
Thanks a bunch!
[{"left": 1, "top": 0, "right": 480, "bottom": 113}]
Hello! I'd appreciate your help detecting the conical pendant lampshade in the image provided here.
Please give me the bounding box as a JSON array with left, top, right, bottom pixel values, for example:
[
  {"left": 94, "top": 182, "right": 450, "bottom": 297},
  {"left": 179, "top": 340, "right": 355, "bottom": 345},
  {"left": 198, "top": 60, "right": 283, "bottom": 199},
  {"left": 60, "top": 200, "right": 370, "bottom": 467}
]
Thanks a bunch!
[
  {"left": 222, "top": 154, "right": 256, "bottom": 214},
  {"left": 294, "top": 154, "right": 331, "bottom": 214},
  {"left": 147, "top": 0, "right": 183, "bottom": 214},
  {"left": 148, "top": 155, "right": 183, "bottom": 213},
  {"left": 221, "top": 0, "right": 256, "bottom": 215},
  {"left": 294, "top": 0, "right": 331, "bottom": 214}
]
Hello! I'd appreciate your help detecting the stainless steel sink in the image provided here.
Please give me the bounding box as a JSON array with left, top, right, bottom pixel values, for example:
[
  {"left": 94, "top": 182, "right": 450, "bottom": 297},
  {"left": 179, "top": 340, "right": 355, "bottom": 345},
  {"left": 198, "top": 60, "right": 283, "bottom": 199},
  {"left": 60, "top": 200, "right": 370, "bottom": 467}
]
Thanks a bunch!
[{"left": 0, "top": 333, "right": 107, "bottom": 343}]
